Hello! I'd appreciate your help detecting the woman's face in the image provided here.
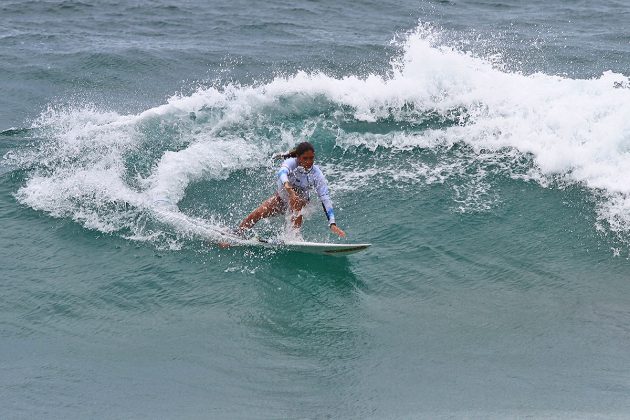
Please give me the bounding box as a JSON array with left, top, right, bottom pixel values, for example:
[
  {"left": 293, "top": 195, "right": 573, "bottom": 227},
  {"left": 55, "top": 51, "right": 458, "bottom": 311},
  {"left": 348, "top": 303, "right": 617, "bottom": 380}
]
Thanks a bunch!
[{"left": 297, "top": 150, "right": 315, "bottom": 170}]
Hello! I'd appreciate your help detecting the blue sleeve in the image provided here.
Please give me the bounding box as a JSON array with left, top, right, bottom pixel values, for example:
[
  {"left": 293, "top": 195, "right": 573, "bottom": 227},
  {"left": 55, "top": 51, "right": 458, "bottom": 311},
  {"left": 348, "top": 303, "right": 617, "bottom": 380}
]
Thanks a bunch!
[
  {"left": 313, "top": 166, "right": 335, "bottom": 225},
  {"left": 277, "top": 158, "right": 297, "bottom": 184}
]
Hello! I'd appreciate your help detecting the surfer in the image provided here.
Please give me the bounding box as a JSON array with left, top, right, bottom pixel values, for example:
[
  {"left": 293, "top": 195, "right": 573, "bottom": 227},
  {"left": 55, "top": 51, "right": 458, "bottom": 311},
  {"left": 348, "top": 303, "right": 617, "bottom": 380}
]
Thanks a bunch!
[{"left": 237, "top": 141, "right": 346, "bottom": 238}]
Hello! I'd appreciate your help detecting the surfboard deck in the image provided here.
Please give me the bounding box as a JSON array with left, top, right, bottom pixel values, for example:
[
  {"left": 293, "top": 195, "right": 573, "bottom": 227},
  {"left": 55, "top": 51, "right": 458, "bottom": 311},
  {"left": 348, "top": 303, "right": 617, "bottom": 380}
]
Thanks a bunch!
[
  {"left": 224, "top": 235, "right": 371, "bottom": 256},
  {"left": 149, "top": 206, "right": 370, "bottom": 256}
]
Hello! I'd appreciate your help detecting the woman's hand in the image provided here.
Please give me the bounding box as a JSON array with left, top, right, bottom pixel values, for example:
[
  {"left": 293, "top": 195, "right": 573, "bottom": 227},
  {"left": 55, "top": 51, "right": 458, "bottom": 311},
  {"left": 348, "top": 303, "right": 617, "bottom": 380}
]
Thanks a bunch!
[
  {"left": 287, "top": 189, "right": 300, "bottom": 210},
  {"left": 330, "top": 224, "right": 346, "bottom": 238}
]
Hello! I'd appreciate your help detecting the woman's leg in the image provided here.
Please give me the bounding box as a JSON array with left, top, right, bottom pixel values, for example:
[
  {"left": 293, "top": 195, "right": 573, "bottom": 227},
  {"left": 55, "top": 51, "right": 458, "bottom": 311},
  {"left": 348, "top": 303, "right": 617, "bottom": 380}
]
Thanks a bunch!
[
  {"left": 238, "top": 190, "right": 307, "bottom": 232},
  {"left": 238, "top": 195, "right": 284, "bottom": 231}
]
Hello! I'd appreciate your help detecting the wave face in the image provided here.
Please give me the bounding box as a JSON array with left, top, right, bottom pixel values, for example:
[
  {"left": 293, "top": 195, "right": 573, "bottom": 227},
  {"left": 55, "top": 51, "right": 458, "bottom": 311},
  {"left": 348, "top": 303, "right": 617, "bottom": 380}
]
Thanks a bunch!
[{"left": 7, "top": 24, "right": 630, "bottom": 246}]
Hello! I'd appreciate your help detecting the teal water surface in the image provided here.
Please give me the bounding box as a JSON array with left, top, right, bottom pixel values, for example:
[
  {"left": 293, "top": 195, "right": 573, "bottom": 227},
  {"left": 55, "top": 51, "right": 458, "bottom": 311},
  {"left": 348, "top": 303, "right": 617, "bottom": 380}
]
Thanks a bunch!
[{"left": 2, "top": 0, "right": 630, "bottom": 418}]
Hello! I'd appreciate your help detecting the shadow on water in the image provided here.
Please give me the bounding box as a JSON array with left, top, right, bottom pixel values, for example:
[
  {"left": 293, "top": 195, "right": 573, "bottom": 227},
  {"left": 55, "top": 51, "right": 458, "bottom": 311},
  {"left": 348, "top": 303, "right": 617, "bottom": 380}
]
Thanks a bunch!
[
  {"left": 218, "top": 242, "right": 365, "bottom": 329},
  {"left": 266, "top": 250, "right": 363, "bottom": 294},
  {"left": 220, "top": 245, "right": 364, "bottom": 299},
  {"left": 216, "top": 246, "right": 370, "bottom": 416}
]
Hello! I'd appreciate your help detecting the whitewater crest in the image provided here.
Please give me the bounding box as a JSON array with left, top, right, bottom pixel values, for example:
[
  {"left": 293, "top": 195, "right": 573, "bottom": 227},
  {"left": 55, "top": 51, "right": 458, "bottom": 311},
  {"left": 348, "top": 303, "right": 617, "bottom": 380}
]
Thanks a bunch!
[{"left": 7, "top": 23, "right": 630, "bottom": 245}]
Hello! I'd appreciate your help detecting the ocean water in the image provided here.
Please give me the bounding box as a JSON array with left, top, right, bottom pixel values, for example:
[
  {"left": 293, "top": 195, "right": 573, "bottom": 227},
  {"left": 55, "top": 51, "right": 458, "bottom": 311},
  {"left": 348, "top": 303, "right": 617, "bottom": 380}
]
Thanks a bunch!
[{"left": 2, "top": 0, "right": 630, "bottom": 418}]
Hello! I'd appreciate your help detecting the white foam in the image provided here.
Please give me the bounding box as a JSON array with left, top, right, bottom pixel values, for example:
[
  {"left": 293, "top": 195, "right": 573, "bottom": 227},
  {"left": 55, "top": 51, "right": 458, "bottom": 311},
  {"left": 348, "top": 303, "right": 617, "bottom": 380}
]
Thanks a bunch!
[
  {"left": 145, "top": 137, "right": 263, "bottom": 205},
  {"left": 9, "top": 22, "right": 630, "bottom": 242}
]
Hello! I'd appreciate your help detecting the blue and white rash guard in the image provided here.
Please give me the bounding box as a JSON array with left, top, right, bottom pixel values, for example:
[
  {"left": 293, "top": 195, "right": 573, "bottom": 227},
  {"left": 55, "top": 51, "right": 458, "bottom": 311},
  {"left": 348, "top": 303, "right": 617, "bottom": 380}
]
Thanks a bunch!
[{"left": 277, "top": 157, "right": 336, "bottom": 225}]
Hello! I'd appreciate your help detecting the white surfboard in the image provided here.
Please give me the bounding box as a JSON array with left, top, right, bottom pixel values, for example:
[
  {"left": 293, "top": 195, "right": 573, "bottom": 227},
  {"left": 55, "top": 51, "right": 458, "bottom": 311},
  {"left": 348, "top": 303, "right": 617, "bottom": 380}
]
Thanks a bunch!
[
  {"left": 255, "top": 237, "right": 371, "bottom": 256},
  {"left": 224, "top": 234, "right": 370, "bottom": 256}
]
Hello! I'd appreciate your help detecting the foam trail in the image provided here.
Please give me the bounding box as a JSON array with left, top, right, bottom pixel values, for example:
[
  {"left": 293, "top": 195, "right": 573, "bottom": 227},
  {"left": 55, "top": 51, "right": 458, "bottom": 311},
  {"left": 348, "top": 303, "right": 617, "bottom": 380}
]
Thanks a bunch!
[
  {"left": 145, "top": 138, "right": 261, "bottom": 205},
  {"left": 149, "top": 206, "right": 237, "bottom": 243}
]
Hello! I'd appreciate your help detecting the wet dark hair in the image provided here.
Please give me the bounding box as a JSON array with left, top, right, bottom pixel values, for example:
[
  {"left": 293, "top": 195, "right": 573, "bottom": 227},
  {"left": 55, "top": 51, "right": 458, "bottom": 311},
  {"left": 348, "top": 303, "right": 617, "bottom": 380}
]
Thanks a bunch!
[{"left": 279, "top": 141, "right": 315, "bottom": 159}]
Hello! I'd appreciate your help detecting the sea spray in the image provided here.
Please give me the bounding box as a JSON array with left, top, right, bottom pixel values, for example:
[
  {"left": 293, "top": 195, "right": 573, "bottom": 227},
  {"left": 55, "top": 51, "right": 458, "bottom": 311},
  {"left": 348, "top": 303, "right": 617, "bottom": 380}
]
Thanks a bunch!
[{"left": 7, "top": 23, "right": 630, "bottom": 245}]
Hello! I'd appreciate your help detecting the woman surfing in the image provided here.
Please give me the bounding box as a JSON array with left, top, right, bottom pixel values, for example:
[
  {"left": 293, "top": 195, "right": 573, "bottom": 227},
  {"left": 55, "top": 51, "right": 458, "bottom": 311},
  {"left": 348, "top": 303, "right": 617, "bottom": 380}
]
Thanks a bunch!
[{"left": 236, "top": 141, "right": 346, "bottom": 239}]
